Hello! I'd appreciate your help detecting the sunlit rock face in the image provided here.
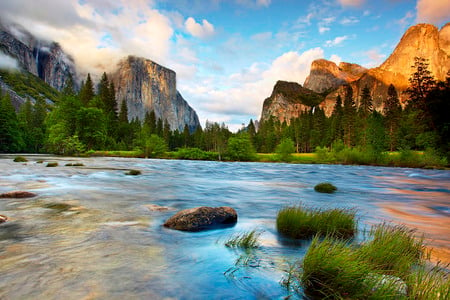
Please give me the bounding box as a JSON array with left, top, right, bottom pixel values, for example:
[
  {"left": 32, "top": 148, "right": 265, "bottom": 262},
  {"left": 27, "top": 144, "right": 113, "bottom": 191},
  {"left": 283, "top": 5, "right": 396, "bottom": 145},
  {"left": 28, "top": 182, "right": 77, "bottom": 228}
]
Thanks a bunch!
[
  {"left": 0, "top": 22, "right": 76, "bottom": 91},
  {"left": 304, "top": 59, "right": 366, "bottom": 93},
  {"left": 111, "top": 56, "right": 200, "bottom": 132},
  {"left": 260, "top": 81, "right": 323, "bottom": 124},
  {"left": 262, "top": 23, "right": 450, "bottom": 121}
]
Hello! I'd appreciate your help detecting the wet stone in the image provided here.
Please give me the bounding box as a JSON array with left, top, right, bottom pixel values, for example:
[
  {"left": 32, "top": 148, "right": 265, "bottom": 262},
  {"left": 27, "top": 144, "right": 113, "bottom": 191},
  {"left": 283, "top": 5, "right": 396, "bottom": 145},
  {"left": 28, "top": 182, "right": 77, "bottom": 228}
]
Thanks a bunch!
[
  {"left": 163, "top": 206, "right": 238, "bottom": 232},
  {"left": 0, "top": 191, "right": 37, "bottom": 198}
]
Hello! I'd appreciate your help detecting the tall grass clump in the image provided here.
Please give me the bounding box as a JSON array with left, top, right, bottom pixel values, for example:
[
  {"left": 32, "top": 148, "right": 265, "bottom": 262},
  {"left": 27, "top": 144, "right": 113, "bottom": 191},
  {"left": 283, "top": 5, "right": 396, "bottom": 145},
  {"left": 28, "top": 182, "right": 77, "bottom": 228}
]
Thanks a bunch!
[
  {"left": 224, "top": 230, "right": 261, "bottom": 249},
  {"left": 300, "top": 236, "right": 404, "bottom": 299},
  {"left": 276, "top": 206, "right": 356, "bottom": 239},
  {"left": 46, "top": 162, "right": 58, "bottom": 167},
  {"left": 406, "top": 264, "right": 450, "bottom": 299},
  {"left": 357, "top": 224, "right": 426, "bottom": 277}
]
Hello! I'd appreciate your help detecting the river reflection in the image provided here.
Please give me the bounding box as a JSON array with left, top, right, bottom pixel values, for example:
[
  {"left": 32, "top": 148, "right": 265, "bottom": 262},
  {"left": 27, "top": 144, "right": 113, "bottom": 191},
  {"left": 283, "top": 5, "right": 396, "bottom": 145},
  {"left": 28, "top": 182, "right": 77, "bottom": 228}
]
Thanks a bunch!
[{"left": 0, "top": 155, "right": 449, "bottom": 299}]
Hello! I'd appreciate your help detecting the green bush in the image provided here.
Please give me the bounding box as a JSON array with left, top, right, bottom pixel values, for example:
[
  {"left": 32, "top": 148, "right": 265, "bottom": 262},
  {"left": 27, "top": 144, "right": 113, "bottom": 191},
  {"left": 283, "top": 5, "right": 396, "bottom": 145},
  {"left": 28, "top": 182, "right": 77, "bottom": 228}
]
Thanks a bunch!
[
  {"left": 276, "top": 206, "right": 356, "bottom": 239},
  {"left": 13, "top": 156, "right": 28, "bottom": 162},
  {"left": 314, "top": 182, "right": 337, "bottom": 193},
  {"left": 173, "top": 148, "right": 218, "bottom": 160},
  {"left": 275, "top": 138, "right": 295, "bottom": 162},
  {"left": 46, "top": 162, "right": 58, "bottom": 167},
  {"left": 226, "top": 134, "right": 256, "bottom": 161}
]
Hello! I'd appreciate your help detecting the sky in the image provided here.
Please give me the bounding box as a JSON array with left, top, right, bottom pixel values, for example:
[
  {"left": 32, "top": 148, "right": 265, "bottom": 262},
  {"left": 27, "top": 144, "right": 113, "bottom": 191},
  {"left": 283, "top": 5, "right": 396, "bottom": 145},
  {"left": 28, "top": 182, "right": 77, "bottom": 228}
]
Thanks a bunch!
[{"left": 0, "top": 0, "right": 449, "bottom": 131}]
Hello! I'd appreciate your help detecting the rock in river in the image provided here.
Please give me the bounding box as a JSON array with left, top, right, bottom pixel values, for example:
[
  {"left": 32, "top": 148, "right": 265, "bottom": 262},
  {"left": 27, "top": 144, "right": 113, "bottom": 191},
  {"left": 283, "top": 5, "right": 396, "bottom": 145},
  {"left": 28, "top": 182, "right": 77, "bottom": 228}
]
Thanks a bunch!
[
  {"left": 164, "top": 206, "right": 238, "bottom": 232},
  {"left": 0, "top": 191, "right": 37, "bottom": 198},
  {"left": 0, "top": 215, "right": 7, "bottom": 223}
]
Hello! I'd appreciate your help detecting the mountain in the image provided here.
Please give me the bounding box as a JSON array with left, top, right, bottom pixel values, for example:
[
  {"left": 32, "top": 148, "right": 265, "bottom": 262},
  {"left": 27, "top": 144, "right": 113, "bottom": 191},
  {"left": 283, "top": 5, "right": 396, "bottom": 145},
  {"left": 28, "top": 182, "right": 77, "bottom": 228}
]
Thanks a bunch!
[
  {"left": 0, "top": 22, "right": 76, "bottom": 92},
  {"left": 260, "top": 80, "right": 324, "bottom": 123},
  {"left": 261, "top": 23, "right": 450, "bottom": 121},
  {"left": 0, "top": 23, "right": 200, "bottom": 132},
  {"left": 111, "top": 56, "right": 200, "bottom": 132}
]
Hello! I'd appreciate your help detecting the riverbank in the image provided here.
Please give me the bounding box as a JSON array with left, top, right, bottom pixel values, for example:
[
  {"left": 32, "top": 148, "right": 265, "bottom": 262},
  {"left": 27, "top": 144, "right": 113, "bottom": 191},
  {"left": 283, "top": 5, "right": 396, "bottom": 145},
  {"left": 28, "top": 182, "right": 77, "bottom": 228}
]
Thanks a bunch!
[{"left": 87, "top": 148, "right": 449, "bottom": 170}]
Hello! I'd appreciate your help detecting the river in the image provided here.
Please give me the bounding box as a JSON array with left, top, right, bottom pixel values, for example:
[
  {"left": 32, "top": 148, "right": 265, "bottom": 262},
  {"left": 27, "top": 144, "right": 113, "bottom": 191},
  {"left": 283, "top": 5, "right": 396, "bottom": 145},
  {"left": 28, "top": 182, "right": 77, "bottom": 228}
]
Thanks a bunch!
[{"left": 0, "top": 155, "right": 449, "bottom": 299}]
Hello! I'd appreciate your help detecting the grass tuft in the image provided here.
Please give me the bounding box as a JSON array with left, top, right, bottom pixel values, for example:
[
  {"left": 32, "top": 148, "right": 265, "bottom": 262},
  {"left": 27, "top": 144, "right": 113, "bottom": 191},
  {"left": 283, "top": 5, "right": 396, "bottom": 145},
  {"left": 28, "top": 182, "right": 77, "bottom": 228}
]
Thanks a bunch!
[
  {"left": 36, "top": 160, "right": 44, "bottom": 164},
  {"left": 276, "top": 205, "right": 356, "bottom": 239},
  {"left": 125, "top": 169, "right": 142, "bottom": 176},
  {"left": 65, "top": 162, "right": 84, "bottom": 167},
  {"left": 13, "top": 156, "right": 28, "bottom": 162},
  {"left": 314, "top": 182, "right": 337, "bottom": 193},
  {"left": 224, "top": 230, "right": 261, "bottom": 249},
  {"left": 46, "top": 162, "right": 58, "bottom": 167}
]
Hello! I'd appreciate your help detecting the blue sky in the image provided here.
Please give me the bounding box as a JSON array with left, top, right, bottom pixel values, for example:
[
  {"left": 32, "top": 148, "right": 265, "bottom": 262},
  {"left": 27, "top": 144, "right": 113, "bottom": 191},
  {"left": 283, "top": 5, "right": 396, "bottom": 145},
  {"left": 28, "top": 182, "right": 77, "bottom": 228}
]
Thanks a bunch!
[{"left": 0, "top": 0, "right": 449, "bottom": 131}]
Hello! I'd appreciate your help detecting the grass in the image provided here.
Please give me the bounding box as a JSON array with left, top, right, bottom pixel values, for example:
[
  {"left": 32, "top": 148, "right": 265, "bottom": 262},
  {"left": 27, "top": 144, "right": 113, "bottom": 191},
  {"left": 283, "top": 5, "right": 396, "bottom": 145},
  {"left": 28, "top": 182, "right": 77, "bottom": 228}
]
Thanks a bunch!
[
  {"left": 314, "top": 182, "right": 337, "bottom": 193},
  {"left": 46, "top": 162, "right": 58, "bottom": 167},
  {"left": 13, "top": 156, "right": 28, "bottom": 162},
  {"left": 293, "top": 224, "right": 449, "bottom": 299},
  {"left": 224, "top": 230, "right": 261, "bottom": 249},
  {"left": 36, "top": 160, "right": 44, "bottom": 164},
  {"left": 276, "top": 206, "right": 356, "bottom": 239},
  {"left": 125, "top": 169, "right": 142, "bottom": 176}
]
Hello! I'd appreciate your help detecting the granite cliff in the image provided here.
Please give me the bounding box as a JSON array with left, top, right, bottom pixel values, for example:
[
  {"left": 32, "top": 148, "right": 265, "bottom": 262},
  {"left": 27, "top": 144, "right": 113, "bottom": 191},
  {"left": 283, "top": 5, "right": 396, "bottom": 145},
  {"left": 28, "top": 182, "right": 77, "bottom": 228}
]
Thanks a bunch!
[
  {"left": 111, "top": 56, "right": 200, "bottom": 132},
  {"left": 261, "top": 23, "right": 450, "bottom": 121},
  {"left": 0, "top": 22, "right": 76, "bottom": 91}
]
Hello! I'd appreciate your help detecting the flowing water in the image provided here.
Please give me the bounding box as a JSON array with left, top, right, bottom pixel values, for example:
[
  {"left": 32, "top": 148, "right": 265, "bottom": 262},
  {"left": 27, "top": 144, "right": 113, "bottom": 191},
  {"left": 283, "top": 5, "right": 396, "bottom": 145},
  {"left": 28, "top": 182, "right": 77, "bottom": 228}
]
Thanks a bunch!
[{"left": 0, "top": 155, "right": 449, "bottom": 299}]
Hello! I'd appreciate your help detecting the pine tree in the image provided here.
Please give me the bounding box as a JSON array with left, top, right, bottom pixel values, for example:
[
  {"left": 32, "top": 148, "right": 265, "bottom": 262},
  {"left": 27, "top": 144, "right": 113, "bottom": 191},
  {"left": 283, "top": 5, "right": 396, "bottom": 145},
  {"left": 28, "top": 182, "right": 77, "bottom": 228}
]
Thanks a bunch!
[
  {"left": 79, "top": 73, "right": 94, "bottom": 106},
  {"left": 0, "top": 93, "right": 23, "bottom": 152},
  {"left": 406, "top": 57, "right": 436, "bottom": 113},
  {"left": 119, "top": 100, "right": 128, "bottom": 123},
  {"left": 384, "top": 84, "right": 402, "bottom": 151},
  {"left": 330, "top": 95, "right": 344, "bottom": 144},
  {"left": 342, "top": 85, "right": 356, "bottom": 147},
  {"left": 359, "top": 86, "right": 373, "bottom": 116}
]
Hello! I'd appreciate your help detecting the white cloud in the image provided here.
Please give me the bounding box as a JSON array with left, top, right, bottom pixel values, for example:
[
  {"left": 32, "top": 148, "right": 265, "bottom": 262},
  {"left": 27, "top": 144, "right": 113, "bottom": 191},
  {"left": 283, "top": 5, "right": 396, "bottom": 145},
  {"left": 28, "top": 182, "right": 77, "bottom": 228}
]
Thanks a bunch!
[
  {"left": 416, "top": 0, "right": 450, "bottom": 24},
  {"left": 325, "top": 35, "right": 349, "bottom": 47},
  {"left": 340, "top": 16, "right": 359, "bottom": 25},
  {"left": 235, "top": 0, "right": 272, "bottom": 8},
  {"left": 319, "top": 26, "right": 330, "bottom": 34},
  {"left": 398, "top": 11, "right": 414, "bottom": 27},
  {"left": 0, "top": 52, "right": 19, "bottom": 70},
  {"left": 329, "top": 54, "right": 342, "bottom": 65},
  {"left": 185, "top": 17, "right": 215, "bottom": 39},
  {"left": 364, "top": 49, "right": 386, "bottom": 68},
  {"left": 337, "top": 0, "right": 365, "bottom": 7}
]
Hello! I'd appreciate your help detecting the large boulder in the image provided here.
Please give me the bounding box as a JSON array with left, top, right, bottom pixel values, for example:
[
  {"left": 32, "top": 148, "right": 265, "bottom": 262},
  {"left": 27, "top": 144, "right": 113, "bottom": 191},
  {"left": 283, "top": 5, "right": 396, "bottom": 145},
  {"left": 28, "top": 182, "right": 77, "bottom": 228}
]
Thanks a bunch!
[
  {"left": 0, "top": 191, "right": 37, "bottom": 198},
  {"left": 163, "top": 206, "right": 238, "bottom": 232}
]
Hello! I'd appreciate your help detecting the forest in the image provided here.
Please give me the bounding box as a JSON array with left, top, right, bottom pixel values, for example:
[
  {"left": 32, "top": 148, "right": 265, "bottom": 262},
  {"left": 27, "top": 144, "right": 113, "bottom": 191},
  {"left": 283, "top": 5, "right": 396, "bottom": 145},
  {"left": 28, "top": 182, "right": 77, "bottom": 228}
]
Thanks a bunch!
[{"left": 0, "top": 57, "right": 449, "bottom": 166}]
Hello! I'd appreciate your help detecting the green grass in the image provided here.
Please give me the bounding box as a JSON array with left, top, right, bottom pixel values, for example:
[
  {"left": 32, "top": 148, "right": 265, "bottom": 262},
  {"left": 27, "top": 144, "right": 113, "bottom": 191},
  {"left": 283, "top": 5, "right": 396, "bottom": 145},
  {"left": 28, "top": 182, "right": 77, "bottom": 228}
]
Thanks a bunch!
[
  {"left": 224, "top": 230, "right": 261, "bottom": 249},
  {"left": 13, "top": 156, "right": 28, "bottom": 162},
  {"left": 314, "top": 182, "right": 337, "bottom": 193},
  {"left": 125, "top": 169, "right": 142, "bottom": 176},
  {"left": 46, "top": 162, "right": 58, "bottom": 167},
  {"left": 294, "top": 224, "right": 448, "bottom": 299},
  {"left": 276, "top": 206, "right": 356, "bottom": 239}
]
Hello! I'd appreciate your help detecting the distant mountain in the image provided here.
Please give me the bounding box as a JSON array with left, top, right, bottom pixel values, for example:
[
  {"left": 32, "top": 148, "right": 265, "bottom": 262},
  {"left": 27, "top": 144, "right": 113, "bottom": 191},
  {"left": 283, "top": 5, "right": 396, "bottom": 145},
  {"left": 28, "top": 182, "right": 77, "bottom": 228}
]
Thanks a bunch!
[
  {"left": 261, "top": 23, "right": 450, "bottom": 122},
  {"left": 0, "top": 23, "right": 200, "bottom": 132},
  {"left": 111, "top": 56, "right": 200, "bottom": 132}
]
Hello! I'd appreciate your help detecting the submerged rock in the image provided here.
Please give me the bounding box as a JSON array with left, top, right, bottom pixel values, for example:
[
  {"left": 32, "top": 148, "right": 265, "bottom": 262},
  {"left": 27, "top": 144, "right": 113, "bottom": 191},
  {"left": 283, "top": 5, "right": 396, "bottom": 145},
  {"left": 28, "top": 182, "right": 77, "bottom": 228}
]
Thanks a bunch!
[
  {"left": 0, "top": 215, "right": 7, "bottom": 223},
  {"left": 164, "top": 206, "right": 238, "bottom": 232},
  {"left": 0, "top": 191, "right": 37, "bottom": 198}
]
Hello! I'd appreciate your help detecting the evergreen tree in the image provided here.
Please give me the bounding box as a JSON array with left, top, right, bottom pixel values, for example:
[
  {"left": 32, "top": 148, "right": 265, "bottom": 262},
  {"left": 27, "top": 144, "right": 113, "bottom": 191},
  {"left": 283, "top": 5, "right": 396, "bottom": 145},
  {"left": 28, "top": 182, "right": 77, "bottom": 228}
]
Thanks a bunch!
[
  {"left": 119, "top": 100, "right": 128, "bottom": 123},
  {"left": 0, "top": 93, "right": 23, "bottom": 152},
  {"left": 79, "top": 73, "right": 94, "bottom": 106},
  {"left": 330, "top": 95, "right": 344, "bottom": 145},
  {"left": 62, "top": 73, "right": 75, "bottom": 96},
  {"left": 384, "top": 84, "right": 402, "bottom": 151},
  {"left": 342, "top": 85, "right": 356, "bottom": 147},
  {"left": 406, "top": 57, "right": 436, "bottom": 114},
  {"left": 183, "top": 124, "right": 190, "bottom": 147},
  {"left": 359, "top": 86, "right": 373, "bottom": 116}
]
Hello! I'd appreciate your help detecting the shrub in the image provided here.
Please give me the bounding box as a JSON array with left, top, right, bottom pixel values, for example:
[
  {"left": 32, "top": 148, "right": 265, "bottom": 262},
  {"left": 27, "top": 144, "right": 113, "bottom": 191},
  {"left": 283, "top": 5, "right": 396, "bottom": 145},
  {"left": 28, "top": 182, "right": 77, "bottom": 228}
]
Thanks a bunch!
[
  {"left": 276, "top": 206, "right": 356, "bottom": 239},
  {"left": 46, "top": 162, "right": 58, "bottom": 167},
  {"left": 314, "top": 182, "right": 337, "bottom": 193},
  {"left": 13, "top": 156, "right": 28, "bottom": 162},
  {"left": 226, "top": 134, "right": 256, "bottom": 161},
  {"left": 174, "top": 148, "right": 218, "bottom": 160},
  {"left": 224, "top": 230, "right": 261, "bottom": 249},
  {"left": 125, "top": 169, "right": 141, "bottom": 176},
  {"left": 275, "top": 138, "right": 295, "bottom": 162}
]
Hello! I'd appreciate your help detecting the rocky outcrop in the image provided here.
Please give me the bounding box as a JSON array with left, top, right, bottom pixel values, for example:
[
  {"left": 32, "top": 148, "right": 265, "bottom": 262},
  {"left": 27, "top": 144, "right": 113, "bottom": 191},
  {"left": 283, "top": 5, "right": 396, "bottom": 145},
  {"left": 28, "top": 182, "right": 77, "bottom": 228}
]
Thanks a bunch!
[
  {"left": 163, "top": 206, "right": 238, "bottom": 231},
  {"left": 0, "top": 22, "right": 76, "bottom": 91},
  {"left": 0, "top": 191, "right": 37, "bottom": 198},
  {"left": 111, "top": 56, "right": 200, "bottom": 132},
  {"left": 304, "top": 59, "right": 366, "bottom": 93},
  {"left": 260, "top": 81, "right": 323, "bottom": 124},
  {"left": 262, "top": 23, "right": 450, "bottom": 120}
]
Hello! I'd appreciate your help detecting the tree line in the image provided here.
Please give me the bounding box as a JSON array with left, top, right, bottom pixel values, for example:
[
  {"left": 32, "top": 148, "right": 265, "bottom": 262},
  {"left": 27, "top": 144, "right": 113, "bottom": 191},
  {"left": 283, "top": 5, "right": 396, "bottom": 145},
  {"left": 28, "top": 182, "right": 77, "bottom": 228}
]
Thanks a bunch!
[{"left": 0, "top": 57, "right": 449, "bottom": 162}]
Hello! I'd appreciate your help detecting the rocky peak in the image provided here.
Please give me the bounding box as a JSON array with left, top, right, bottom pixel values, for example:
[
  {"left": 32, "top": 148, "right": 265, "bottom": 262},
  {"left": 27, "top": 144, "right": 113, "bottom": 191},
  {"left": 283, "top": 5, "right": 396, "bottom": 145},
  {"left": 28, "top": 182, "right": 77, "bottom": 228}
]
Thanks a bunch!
[
  {"left": 0, "top": 22, "right": 76, "bottom": 91},
  {"left": 260, "top": 80, "right": 323, "bottom": 123},
  {"left": 304, "top": 59, "right": 366, "bottom": 93},
  {"left": 439, "top": 22, "right": 450, "bottom": 56},
  {"left": 111, "top": 55, "right": 200, "bottom": 132}
]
